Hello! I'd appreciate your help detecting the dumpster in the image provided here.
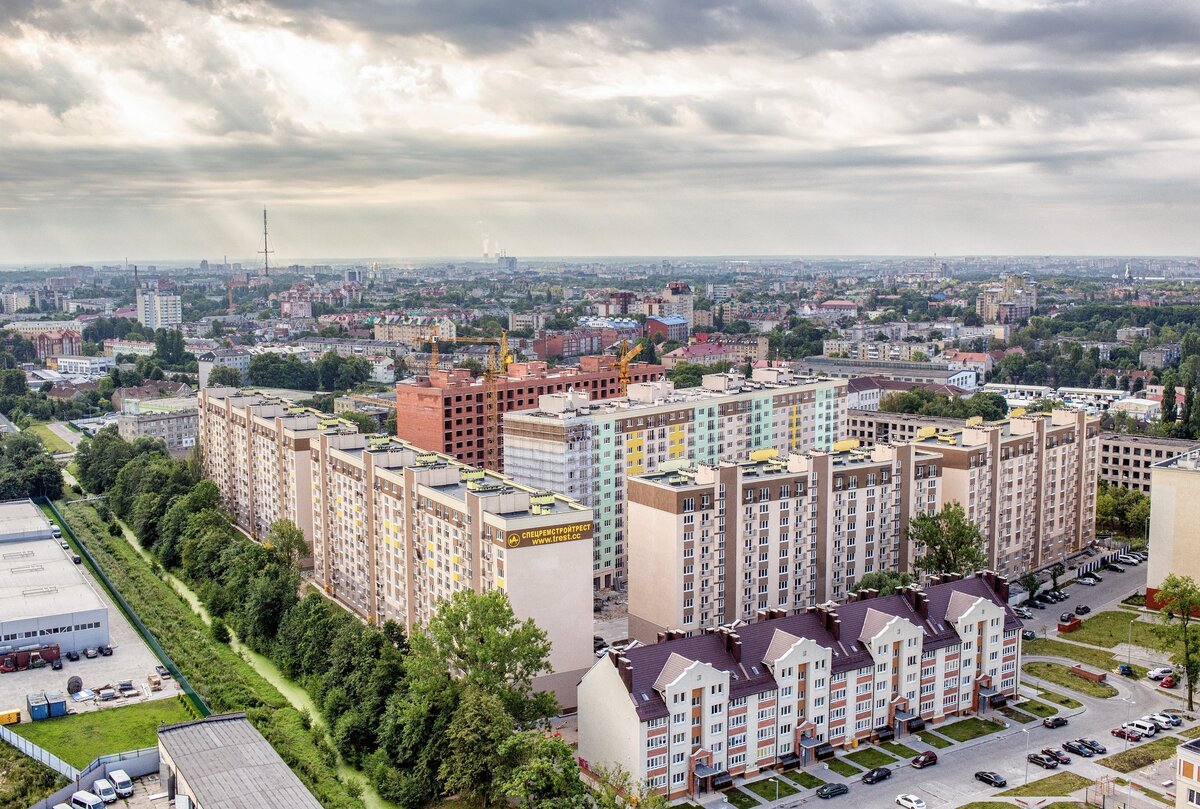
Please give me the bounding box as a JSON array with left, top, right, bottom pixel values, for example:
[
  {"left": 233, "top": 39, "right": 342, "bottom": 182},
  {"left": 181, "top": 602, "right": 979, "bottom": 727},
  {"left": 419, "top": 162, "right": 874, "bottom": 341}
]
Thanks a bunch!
[
  {"left": 26, "top": 693, "right": 48, "bottom": 721},
  {"left": 44, "top": 691, "right": 67, "bottom": 718}
]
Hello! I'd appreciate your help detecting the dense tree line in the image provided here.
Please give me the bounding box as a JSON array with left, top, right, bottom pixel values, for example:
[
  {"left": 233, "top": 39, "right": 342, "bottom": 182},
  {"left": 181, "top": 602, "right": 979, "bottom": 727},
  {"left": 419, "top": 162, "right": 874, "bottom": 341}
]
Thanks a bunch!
[
  {"left": 247, "top": 350, "right": 372, "bottom": 391},
  {"left": 879, "top": 388, "right": 1009, "bottom": 422},
  {"left": 1095, "top": 481, "right": 1150, "bottom": 539},
  {"left": 0, "top": 432, "right": 63, "bottom": 500}
]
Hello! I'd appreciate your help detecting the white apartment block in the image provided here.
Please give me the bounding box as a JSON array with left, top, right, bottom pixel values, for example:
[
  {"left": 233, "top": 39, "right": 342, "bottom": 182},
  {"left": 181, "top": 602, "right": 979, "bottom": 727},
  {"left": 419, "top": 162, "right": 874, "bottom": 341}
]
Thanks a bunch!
[
  {"left": 137, "top": 289, "right": 183, "bottom": 329},
  {"left": 578, "top": 573, "right": 1021, "bottom": 802},
  {"left": 625, "top": 444, "right": 943, "bottom": 643},
  {"left": 197, "top": 387, "right": 596, "bottom": 706},
  {"left": 503, "top": 369, "right": 847, "bottom": 590}
]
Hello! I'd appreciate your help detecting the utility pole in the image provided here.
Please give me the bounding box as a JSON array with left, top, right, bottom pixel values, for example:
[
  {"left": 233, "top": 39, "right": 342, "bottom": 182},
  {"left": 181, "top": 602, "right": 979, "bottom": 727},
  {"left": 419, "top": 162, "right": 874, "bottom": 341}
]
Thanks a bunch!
[{"left": 260, "top": 207, "right": 273, "bottom": 277}]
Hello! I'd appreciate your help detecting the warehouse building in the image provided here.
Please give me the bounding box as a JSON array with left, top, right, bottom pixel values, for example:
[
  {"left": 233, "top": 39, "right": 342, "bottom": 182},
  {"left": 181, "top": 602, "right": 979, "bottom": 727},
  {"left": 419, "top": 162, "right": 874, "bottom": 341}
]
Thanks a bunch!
[{"left": 0, "top": 500, "right": 108, "bottom": 653}]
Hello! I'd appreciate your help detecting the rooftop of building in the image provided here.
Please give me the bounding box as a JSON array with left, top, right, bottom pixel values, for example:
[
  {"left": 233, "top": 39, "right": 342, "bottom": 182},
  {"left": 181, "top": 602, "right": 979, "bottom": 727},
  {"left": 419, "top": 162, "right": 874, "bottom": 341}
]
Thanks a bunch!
[
  {"left": 508, "top": 370, "right": 845, "bottom": 422},
  {"left": 1099, "top": 431, "right": 1200, "bottom": 449},
  {"left": 846, "top": 377, "right": 970, "bottom": 398},
  {"left": 0, "top": 502, "right": 106, "bottom": 622},
  {"left": 157, "top": 713, "right": 323, "bottom": 809},
  {"left": 1154, "top": 448, "right": 1200, "bottom": 472},
  {"left": 610, "top": 572, "right": 1019, "bottom": 720},
  {"left": 647, "top": 315, "right": 688, "bottom": 325},
  {"left": 798, "top": 356, "right": 960, "bottom": 373},
  {"left": 909, "top": 409, "right": 1090, "bottom": 450}
]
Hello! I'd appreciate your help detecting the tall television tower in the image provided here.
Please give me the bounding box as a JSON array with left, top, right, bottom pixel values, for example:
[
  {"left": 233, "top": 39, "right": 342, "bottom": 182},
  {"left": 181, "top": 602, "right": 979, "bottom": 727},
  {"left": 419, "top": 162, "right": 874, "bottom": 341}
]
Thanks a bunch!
[{"left": 260, "top": 207, "right": 273, "bottom": 277}]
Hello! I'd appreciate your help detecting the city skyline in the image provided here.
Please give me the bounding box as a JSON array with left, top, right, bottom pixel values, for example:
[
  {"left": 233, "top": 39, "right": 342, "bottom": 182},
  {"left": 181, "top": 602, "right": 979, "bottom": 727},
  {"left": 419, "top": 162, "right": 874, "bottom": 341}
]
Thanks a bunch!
[{"left": 2, "top": 1, "right": 1199, "bottom": 261}]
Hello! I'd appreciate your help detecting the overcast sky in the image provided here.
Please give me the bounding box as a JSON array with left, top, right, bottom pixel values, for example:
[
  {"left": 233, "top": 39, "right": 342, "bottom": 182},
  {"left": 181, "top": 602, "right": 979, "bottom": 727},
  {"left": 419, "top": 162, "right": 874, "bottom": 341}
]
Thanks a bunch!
[{"left": 2, "top": 0, "right": 1198, "bottom": 263}]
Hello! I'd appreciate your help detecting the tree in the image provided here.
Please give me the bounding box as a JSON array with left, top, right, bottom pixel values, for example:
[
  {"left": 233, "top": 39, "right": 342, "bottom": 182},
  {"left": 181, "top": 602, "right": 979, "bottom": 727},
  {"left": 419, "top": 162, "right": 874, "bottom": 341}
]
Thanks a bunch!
[
  {"left": 406, "top": 589, "right": 557, "bottom": 724},
  {"left": 339, "top": 410, "right": 379, "bottom": 434},
  {"left": 850, "top": 570, "right": 915, "bottom": 596},
  {"left": 1049, "top": 562, "right": 1065, "bottom": 591},
  {"left": 1018, "top": 571, "right": 1041, "bottom": 602},
  {"left": 498, "top": 731, "right": 587, "bottom": 809},
  {"left": 207, "top": 365, "right": 242, "bottom": 387},
  {"left": 909, "top": 503, "right": 988, "bottom": 575},
  {"left": 588, "top": 766, "right": 670, "bottom": 809},
  {"left": 1154, "top": 574, "right": 1200, "bottom": 711},
  {"left": 264, "top": 519, "right": 309, "bottom": 569},
  {"left": 439, "top": 688, "right": 514, "bottom": 807}
]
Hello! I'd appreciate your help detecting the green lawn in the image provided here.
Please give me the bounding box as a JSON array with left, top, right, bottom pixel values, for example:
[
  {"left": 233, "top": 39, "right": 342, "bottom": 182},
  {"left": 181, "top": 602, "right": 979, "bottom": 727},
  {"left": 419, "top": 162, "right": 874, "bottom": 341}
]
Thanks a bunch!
[
  {"left": 1016, "top": 700, "right": 1058, "bottom": 717},
  {"left": 826, "top": 758, "right": 862, "bottom": 777},
  {"left": 13, "top": 698, "right": 193, "bottom": 769},
  {"left": 959, "top": 804, "right": 1017, "bottom": 809},
  {"left": 1178, "top": 726, "right": 1200, "bottom": 739},
  {"left": 1023, "top": 662, "right": 1118, "bottom": 698},
  {"left": 997, "top": 706, "right": 1037, "bottom": 724},
  {"left": 1033, "top": 688, "right": 1083, "bottom": 709},
  {"left": 846, "top": 747, "right": 896, "bottom": 769},
  {"left": 1044, "top": 803, "right": 1088, "bottom": 809},
  {"left": 25, "top": 422, "right": 73, "bottom": 454},
  {"left": 782, "top": 770, "right": 825, "bottom": 789},
  {"left": 0, "top": 739, "right": 68, "bottom": 808},
  {"left": 1068, "top": 611, "right": 1166, "bottom": 651},
  {"left": 918, "top": 730, "right": 954, "bottom": 748},
  {"left": 721, "top": 788, "right": 761, "bottom": 809},
  {"left": 999, "top": 772, "right": 1093, "bottom": 797},
  {"left": 879, "top": 741, "right": 920, "bottom": 758},
  {"left": 1022, "top": 637, "right": 1148, "bottom": 678},
  {"left": 743, "top": 777, "right": 798, "bottom": 801},
  {"left": 937, "top": 718, "right": 1005, "bottom": 742},
  {"left": 1096, "top": 736, "right": 1182, "bottom": 773}
]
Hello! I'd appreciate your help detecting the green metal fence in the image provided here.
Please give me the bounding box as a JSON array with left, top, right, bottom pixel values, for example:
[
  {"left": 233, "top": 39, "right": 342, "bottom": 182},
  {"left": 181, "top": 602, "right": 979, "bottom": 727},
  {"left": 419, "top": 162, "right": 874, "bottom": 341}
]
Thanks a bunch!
[{"left": 37, "top": 497, "right": 211, "bottom": 718}]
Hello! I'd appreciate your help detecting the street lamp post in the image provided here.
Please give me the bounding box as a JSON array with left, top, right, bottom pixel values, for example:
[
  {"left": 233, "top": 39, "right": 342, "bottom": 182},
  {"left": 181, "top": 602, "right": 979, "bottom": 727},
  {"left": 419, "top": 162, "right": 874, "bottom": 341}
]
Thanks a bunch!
[
  {"left": 1022, "top": 727, "right": 1031, "bottom": 785},
  {"left": 1119, "top": 696, "right": 1136, "bottom": 753}
]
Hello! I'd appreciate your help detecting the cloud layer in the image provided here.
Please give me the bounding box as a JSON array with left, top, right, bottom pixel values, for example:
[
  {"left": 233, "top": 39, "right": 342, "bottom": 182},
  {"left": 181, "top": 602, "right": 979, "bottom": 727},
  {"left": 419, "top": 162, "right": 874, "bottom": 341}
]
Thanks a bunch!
[{"left": 1, "top": 0, "right": 1198, "bottom": 261}]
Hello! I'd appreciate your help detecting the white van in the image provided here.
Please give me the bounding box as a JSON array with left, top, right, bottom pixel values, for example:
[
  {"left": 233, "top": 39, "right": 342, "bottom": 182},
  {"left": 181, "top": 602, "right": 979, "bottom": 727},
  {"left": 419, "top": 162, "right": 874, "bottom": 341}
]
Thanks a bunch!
[
  {"left": 108, "top": 769, "right": 133, "bottom": 798},
  {"left": 1125, "top": 720, "right": 1159, "bottom": 737},
  {"left": 70, "top": 791, "right": 104, "bottom": 809},
  {"left": 91, "top": 780, "right": 117, "bottom": 804}
]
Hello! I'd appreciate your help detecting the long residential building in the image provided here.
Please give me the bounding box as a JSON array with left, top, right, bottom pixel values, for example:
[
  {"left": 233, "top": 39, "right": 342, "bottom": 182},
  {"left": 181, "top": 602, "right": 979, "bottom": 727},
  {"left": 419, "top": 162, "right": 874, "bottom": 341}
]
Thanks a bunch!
[
  {"left": 578, "top": 572, "right": 1021, "bottom": 801},
  {"left": 792, "top": 357, "right": 978, "bottom": 391},
  {"left": 395, "top": 354, "right": 665, "bottom": 471},
  {"left": 197, "top": 387, "right": 595, "bottom": 705},
  {"left": 503, "top": 368, "right": 847, "bottom": 590},
  {"left": 1146, "top": 450, "right": 1200, "bottom": 609},
  {"left": 1098, "top": 431, "right": 1200, "bottom": 494},
  {"left": 625, "top": 444, "right": 942, "bottom": 642}
]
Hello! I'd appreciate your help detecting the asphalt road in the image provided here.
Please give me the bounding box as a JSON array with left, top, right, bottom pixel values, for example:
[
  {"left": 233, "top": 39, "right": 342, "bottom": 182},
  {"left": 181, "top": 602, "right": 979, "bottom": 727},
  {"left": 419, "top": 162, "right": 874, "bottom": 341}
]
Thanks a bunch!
[{"left": 1020, "top": 563, "right": 1148, "bottom": 636}]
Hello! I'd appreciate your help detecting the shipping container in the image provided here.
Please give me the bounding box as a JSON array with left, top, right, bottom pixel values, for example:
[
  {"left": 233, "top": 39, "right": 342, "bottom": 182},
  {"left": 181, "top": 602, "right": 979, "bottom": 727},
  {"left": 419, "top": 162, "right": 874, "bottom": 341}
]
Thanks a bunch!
[{"left": 26, "top": 693, "right": 48, "bottom": 721}]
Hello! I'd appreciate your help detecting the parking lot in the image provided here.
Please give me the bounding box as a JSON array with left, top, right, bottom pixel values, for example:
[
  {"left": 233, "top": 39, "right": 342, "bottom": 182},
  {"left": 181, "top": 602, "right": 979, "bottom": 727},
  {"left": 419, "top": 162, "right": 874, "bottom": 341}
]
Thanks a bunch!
[{"left": 0, "top": 569, "right": 181, "bottom": 722}]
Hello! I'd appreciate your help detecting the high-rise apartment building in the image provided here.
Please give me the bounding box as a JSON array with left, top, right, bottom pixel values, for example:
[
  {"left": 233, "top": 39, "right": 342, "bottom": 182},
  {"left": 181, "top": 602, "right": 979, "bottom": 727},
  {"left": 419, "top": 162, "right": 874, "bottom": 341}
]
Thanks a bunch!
[
  {"left": 1146, "top": 449, "right": 1200, "bottom": 609},
  {"left": 503, "top": 368, "right": 847, "bottom": 589},
  {"left": 577, "top": 573, "right": 1020, "bottom": 801},
  {"left": 910, "top": 410, "right": 1099, "bottom": 577},
  {"left": 394, "top": 355, "right": 664, "bottom": 470},
  {"left": 136, "top": 288, "right": 183, "bottom": 330},
  {"left": 197, "top": 387, "right": 596, "bottom": 704},
  {"left": 1098, "top": 432, "right": 1200, "bottom": 493},
  {"left": 975, "top": 273, "right": 1037, "bottom": 324},
  {"left": 624, "top": 444, "right": 942, "bottom": 642},
  {"left": 663, "top": 281, "right": 694, "bottom": 329}
]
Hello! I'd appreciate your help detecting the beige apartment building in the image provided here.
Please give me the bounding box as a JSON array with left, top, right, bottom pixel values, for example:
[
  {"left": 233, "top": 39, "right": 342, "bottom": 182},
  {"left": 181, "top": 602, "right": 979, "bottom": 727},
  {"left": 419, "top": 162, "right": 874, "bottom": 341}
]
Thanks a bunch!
[
  {"left": 1147, "top": 449, "right": 1200, "bottom": 610},
  {"left": 503, "top": 369, "right": 847, "bottom": 590},
  {"left": 198, "top": 387, "right": 596, "bottom": 704},
  {"left": 625, "top": 444, "right": 943, "bottom": 643},
  {"left": 578, "top": 572, "right": 1021, "bottom": 801},
  {"left": 372, "top": 315, "right": 456, "bottom": 345},
  {"left": 912, "top": 410, "right": 1100, "bottom": 578},
  {"left": 1098, "top": 431, "right": 1200, "bottom": 494}
]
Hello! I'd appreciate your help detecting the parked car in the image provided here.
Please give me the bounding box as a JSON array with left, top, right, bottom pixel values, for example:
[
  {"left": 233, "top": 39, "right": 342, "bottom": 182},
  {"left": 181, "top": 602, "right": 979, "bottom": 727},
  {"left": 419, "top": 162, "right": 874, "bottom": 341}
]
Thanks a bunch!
[
  {"left": 1075, "top": 604, "right": 1091, "bottom": 615},
  {"left": 1146, "top": 714, "right": 1175, "bottom": 731},
  {"left": 71, "top": 555, "right": 81, "bottom": 564},
  {"left": 1059, "top": 612, "right": 1074, "bottom": 623},
  {"left": 1026, "top": 599, "right": 1046, "bottom": 610},
  {"left": 107, "top": 771, "right": 133, "bottom": 799},
  {"left": 975, "top": 771, "right": 1007, "bottom": 788},
  {"left": 911, "top": 751, "right": 938, "bottom": 769},
  {"left": 1161, "top": 675, "right": 1178, "bottom": 689},
  {"left": 1062, "top": 740, "right": 1094, "bottom": 757},
  {"left": 1015, "top": 607, "right": 1034, "bottom": 619},
  {"left": 83, "top": 647, "right": 98, "bottom": 659},
  {"left": 50, "top": 658, "right": 62, "bottom": 671},
  {"left": 1161, "top": 712, "right": 1183, "bottom": 726},
  {"left": 1043, "top": 716, "right": 1069, "bottom": 729},
  {"left": 896, "top": 795, "right": 926, "bottom": 809},
  {"left": 91, "top": 780, "right": 117, "bottom": 805},
  {"left": 1125, "top": 720, "right": 1159, "bottom": 737},
  {"left": 59, "top": 541, "right": 69, "bottom": 550},
  {"left": 1105, "top": 563, "right": 1126, "bottom": 573},
  {"left": 1048, "top": 590, "right": 1068, "bottom": 602},
  {"left": 65, "top": 650, "right": 79, "bottom": 662},
  {"left": 817, "top": 783, "right": 849, "bottom": 799},
  {"left": 863, "top": 767, "right": 892, "bottom": 784},
  {"left": 1112, "top": 727, "right": 1143, "bottom": 741},
  {"left": 51, "top": 527, "right": 62, "bottom": 538},
  {"left": 99, "top": 645, "right": 113, "bottom": 657},
  {"left": 1042, "top": 748, "right": 1071, "bottom": 765},
  {"left": 1076, "top": 577, "right": 1097, "bottom": 586},
  {"left": 1021, "top": 629, "right": 1037, "bottom": 641},
  {"left": 1148, "top": 667, "right": 1174, "bottom": 680},
  {"left": 155, "top": 664, "right": 171, "bottom": 679},
  {"left": 1082, "top": 571, "right": 1103, "bottom": 582},
  {"left": 1118, "top": 663, "right": 1135, "bottom": 677},
  {"left": 1117, "top": 554, "right": 1140, "bottom": 565},
  {"left": 1079, "top": 739, "right": 1107, "bottom": 754},
  {"left": 1027, "top": 753, "right": 1058, "bottom": 769}
]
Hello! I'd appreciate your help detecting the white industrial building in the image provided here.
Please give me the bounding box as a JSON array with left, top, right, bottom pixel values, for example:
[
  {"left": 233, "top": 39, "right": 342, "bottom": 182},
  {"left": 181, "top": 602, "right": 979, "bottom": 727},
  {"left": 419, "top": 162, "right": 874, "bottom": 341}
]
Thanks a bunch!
[{"left": 0, "top": 500, "right": 109, "bottom": 653}]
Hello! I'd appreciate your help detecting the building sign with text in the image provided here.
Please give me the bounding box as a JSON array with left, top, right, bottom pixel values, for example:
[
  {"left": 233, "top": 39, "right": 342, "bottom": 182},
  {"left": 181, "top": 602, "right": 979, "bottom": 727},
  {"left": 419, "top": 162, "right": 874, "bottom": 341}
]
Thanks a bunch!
[{"left": 505, "top": 521, "right": 594, "bottom": 549}]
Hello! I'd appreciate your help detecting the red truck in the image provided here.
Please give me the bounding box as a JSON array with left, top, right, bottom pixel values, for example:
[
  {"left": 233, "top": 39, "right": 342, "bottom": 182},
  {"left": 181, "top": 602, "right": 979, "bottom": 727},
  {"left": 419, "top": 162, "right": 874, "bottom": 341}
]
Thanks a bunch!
[{"left": 0, "top": 644, "right": 61, "bottom": 673}]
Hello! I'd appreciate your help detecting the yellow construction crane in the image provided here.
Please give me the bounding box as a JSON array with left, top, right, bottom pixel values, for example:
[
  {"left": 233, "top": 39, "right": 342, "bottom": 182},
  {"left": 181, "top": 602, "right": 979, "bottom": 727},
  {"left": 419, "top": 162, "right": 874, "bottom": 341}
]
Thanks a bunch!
[{"left": 616, "top": 339, "right": 644, "bottom": 395}]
